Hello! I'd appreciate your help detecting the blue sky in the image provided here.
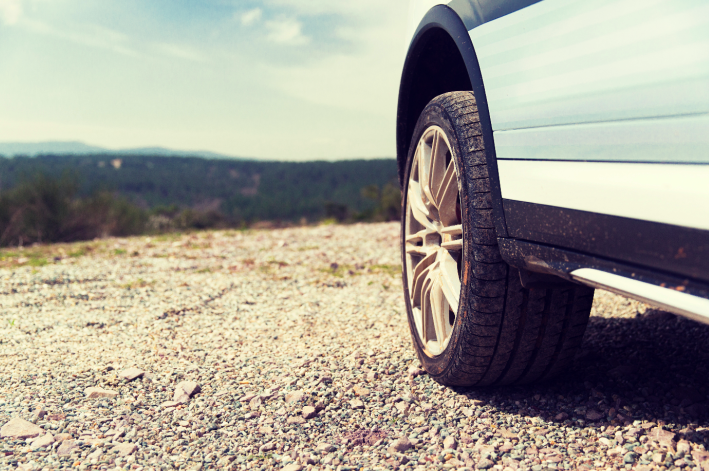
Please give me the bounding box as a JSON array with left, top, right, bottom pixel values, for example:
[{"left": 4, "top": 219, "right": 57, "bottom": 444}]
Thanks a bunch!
[{"left": 0, "top": 0, "right": 409, "bottom": 159}]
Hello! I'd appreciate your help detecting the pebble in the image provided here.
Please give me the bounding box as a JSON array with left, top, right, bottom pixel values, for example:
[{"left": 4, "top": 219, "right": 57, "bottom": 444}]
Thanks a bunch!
[
  {"left": 249, "top": 395, "right": 262, "bottom": 410},
  {"left": 285, "top": 390, "right": 305, "bottom": 403},
  {"left": 29, "top": 433, "right": 53, "bottom": 449},
  {"left": 173, "top": 380, "right": 201, "bottom": 403},
  {"left": 350, "top": 399, "right": 364, "bottom": 410},
  {"left": 316, "top": 442, "right": 336, "bottom": 453},
  {"left": 443, "top": 435, "right": 457, "bottom": 450},
  {"left": 0, "top": 418, "right": 43, "bottom": 439},
  {"left": 84, "top": 386, "right": 118, "bottom": 399},
  {"left": 118, "top": 367, "right": 145, "bottom": 381},
  {"left": 259, "top": 442, "right": 276, "bottom": 452},
  {"left": 302, "top": 406, "right": 317, "bottom": 419},
  {"left": 112, "top": 442, "right": 137, "bottom": 456},
  {"left": 388, "top": 436, "right": 413, "bottom": 453},
  {"left": 56, "top": 440, "right": 77, "bottom": 456}
]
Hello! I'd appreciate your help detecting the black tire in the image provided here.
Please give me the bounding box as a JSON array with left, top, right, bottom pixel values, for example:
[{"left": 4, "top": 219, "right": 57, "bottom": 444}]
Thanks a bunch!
[{"left": 401, "top": 91, "right": 594, "bottom": 386}]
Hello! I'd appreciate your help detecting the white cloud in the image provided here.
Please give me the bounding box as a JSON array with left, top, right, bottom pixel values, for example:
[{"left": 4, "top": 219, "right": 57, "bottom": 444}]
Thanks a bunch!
[
  {"left": 0, "top": 0, "right": 21, "bottom": 25},
  {"left": 265, "top": 18, "right": 309, "bottom": 45},
  {"left": 239, "top": 8, "right": 262, "bottom": 26}
]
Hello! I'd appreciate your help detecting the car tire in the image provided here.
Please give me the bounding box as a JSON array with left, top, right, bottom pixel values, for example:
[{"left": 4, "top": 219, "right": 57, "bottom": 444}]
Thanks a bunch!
[{"left": 401, "top": 91, "right": 595, "bottom": 386}]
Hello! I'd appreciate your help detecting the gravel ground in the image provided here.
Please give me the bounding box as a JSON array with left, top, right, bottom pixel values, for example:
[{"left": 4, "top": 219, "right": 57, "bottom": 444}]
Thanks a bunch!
[{"left": 1, "top": 222, "right": 708, "bottom": 471}]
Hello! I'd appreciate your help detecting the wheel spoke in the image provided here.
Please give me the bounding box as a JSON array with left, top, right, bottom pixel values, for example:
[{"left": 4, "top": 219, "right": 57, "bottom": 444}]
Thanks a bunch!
[
  {"left": 417, "top": 140, "right": 433, "bottom": 206},
  {"left": 440, "top": 240, "right": 462, "bottom": 251},
  {"left": 428, "top": 130, "right": 448, "bottom": 209},
  {"left": 437, "top": 161, "right": 459, "bottom": 227},
  {"left": 441, "top": 224, "right": 462, "bottom": 235},
  {"left": 410, "top": 252, "right": 436, "bottom": 307},
  {"left": 405, "top": 244, "right": 429, "bottom": 256},
  {"left": 438, "top": 251, "right": 461, "bottom": 313},
  {"left": 429, "top": 278, "right": 449, "bottom": 345},
  {"left": 408, "top": 181, "right": 437, "bottom": 231},
  {"left": 421, "top": 276, "right": 436, "bottom": 345}
]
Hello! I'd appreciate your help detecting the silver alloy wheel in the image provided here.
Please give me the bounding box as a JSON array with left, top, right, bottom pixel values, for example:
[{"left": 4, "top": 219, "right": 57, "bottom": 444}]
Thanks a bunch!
[{"left": 405, "top": 125, "right": 463, "bottom": 357}]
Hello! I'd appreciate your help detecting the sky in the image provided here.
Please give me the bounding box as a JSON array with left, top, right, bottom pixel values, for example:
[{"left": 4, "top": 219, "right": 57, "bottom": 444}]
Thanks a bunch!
[{"left": 0, "top": 0, "right": 410, "bottom": 160}]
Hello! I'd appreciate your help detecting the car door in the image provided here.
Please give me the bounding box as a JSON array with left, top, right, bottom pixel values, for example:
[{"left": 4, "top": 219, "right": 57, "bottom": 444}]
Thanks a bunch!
[{"left": 466, "top": 0, "right": 709, "bottom": 282}]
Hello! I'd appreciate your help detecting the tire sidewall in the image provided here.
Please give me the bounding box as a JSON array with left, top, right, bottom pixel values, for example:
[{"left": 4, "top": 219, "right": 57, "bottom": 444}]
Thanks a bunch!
[{"left": 401, "top": 99, "right": 474, "bottom": 379}]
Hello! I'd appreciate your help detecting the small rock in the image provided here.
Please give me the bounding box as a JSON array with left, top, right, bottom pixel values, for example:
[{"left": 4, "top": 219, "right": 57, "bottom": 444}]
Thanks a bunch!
[
  {"left": 87, "top": 448, "right": 103, "bottom": 463},
  {"left": 0, "top": 418, "right": 44, "bottom": 439},
  {"left": 677, "top": 440, "right": 691, "bottom": 454},
  {"left": 259, "top": 442, "right": 275, "bottom": 452},
  {"left": 499, "top": 443, "right": 513, "bottom": 453},
  {"left": 388, "top": 436, "right": 412, "bottom": 453},
  {"left": 161, "top": 401, "right": 180, "bottom": 408},
  {"left": 407, "top": 366, "right": 425, "bottom": 377},
  {"left": 287, "top": 416, "right": 306, "bottom": 425},
  {"left": 586, "top": 410, "right": 604, "bottom": 421},
  {"left": 173, "top": 381, "right": 201, "bottom": 403},
  {"left": 112, "top": 442, "right": 138, "bottom": 456},
  {"left": 32, "top": 406, "right": 47, "bottom": 421},
  {"left": 285, "top": 390, "right": 305, "bottom": 404},
  {"left": 395, "top": 402, "right": 408, "bottom": 413},
  {"left": 85, "top": 387, "right": 118, "bottom": 399},
  {"left": 239, "top": 393, "right": 256, "bottom": 402},
  {"left": 478, "top": 458, "right": 494, "bottom": 469},
  {"left": 316, "top": 443, "right": 336, "bottom": 453},
  {"left": 350, "top": 399, "right": 364, "bottom": 410},
  {"left": 648, "top": 427, "right": 676, "bottom": 445},
  {"left": 623, "top": 451, "right": 637, "bottom": 463},
  {"left": 54, "top": 433, "right": 73, "bottom": 442},
  {"left": 217, "top": 456, "right": 235, "bottom": 467},
  {"left": 692, "top": 450, "right": 709, "bottom": 463},
  {"left": 608, "top": 447, "right": 624, "bottom": 457},
  {"left": 302, "top": 406, "right": 317, "bottom": 419},
  {"left": 598, "top": 437, "right": 612, "bottom": 447},
  {"left": 443, "top": 435, "right": 457, "bottom": 450},
  {"left": 30, "top": 433, "right": 54, "bottom": 449},
  {"left": 119, "top": 367, "right": 144, "bottom": 382},
  {"left": 353, "top": 384, "right": 370, "bottom": 396},
  {"left": 471, "top": 399, "right": 485, "bottom": 407},
  {"left": 57, "top": 440, "right": 78, "bottom": 456},
  {"left": 554, "top": 412, "right": 569, "bottom": 421},
  {"left": 366, "top": 371, "right": 378, "bottom": 382},
  {"left": 282, "top": 464, "right": 302, "bottom": 471},
  {"left": 249, "top": 396, "right": 262, "bottom": 410}
]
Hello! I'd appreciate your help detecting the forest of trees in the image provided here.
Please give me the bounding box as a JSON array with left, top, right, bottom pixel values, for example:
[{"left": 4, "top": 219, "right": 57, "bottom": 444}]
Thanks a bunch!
[{"left": 0, "top": 154, "right": 401, "bottom": 247}]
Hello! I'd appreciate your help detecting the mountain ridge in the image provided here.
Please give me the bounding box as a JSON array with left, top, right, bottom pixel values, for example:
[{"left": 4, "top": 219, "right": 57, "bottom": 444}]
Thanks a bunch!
[{"left": 0, "top": 141, "right": 241, "bottom": 160}]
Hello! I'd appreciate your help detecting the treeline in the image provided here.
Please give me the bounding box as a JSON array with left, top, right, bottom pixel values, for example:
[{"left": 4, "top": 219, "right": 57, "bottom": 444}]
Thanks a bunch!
[{"left": 0, "top": 155, "right": 401, "bottom": 247}]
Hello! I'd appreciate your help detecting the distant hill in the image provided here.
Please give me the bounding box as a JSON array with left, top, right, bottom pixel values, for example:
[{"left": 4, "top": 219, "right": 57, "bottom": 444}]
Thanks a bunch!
[
  {"left": 0, "top": 141, "right": 241, "bottom": 160},
  {"left": 0, "top": 154, "right": 399, "bottom": 223}
]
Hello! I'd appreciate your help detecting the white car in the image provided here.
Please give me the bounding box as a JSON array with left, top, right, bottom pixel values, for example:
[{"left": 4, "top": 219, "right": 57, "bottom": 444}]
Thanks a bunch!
[{"left": 398, "top": 0, "right": 709, "bottom": 386}]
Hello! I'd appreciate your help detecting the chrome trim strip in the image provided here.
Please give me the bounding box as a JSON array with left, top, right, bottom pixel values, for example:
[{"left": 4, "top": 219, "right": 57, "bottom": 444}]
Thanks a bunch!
[{"left": 571, "top": 268, "right": 709, "bottom": 325}]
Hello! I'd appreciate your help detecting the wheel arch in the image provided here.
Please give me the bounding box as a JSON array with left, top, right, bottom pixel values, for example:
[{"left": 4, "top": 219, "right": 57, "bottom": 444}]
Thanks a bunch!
[{"left": 396, "top": 5, "right": 508, "bottom": 237}]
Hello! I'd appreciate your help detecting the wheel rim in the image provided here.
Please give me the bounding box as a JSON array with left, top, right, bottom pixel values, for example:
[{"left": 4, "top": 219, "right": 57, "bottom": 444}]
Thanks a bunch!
[{"left": 404, "top": 126, "right": 463, "bottom": 357}]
